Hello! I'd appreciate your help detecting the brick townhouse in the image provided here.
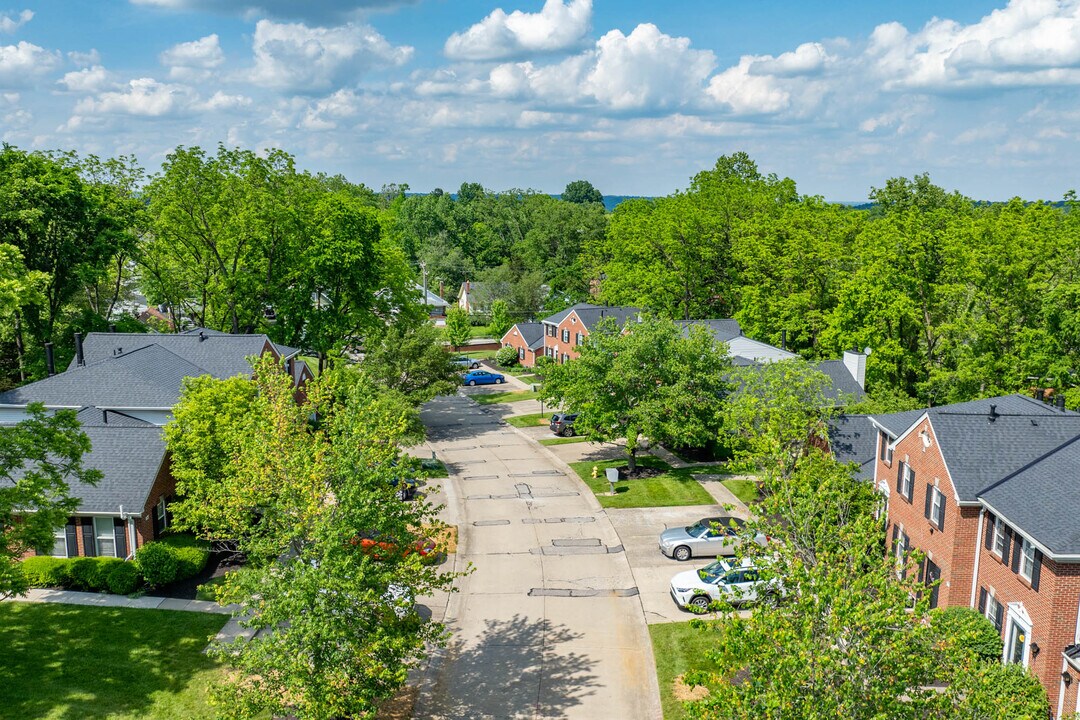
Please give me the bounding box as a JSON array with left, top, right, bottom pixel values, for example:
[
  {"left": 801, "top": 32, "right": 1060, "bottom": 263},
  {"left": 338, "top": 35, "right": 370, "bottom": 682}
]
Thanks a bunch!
[
  {"left": 1, "top": 328, "right": 309, "bottom": 560},
  {"left": 873, "top": 393, "right": 1080, "bottom": 714}
]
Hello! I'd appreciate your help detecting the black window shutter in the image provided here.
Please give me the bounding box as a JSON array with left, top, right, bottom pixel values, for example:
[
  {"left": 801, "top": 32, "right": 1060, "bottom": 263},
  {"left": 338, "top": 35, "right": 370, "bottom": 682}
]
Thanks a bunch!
[
  {"left": 164, "top": 495, "right": 175, "bottom": 529},
  {"left": 901, "top": 533, "right": 910, "bottom": 578},
  {"left": 917, "top": 558, "right": 926, "bottom": 583},
  {"left": 1030, "top": 550, "right": 1042, "bottom": 591},
  {"left": 994, "top": 602, "right": 1003, "bottom": 631},
  {"left": 1011, "top": 533, "right": 1022, "bottom": 574},
  {"left": 908, "top": 468, "right": 916, "bottom": 501},
  {"left": 896, "top": 461, "right": 904, "bottom": 493},
  {"left": 978, "top": 587, "right": 987, "bottom": 614},
  {"left": 81, "top": 519, "right": 97, "bottom": 557},
  {"left": 924, "top": 484, "right": 933, "bottom": 519},
  {"left": 113, "top": 518, "right": 128, "bottom": 559},
  {"left": 1001, "top": 527, "right": 1011, "bottom": 566},
  {"left": 65, "top": 520, "right": 78, "bottom": 557},
  {"left": 984, "top": 514, "right": 994, "bottom": 550},
  {"left": 891, "top": 524, "right": 899, "bottom": 555},
  {"left": 937, "top": 493, "right": 947, "bottom": 531}
]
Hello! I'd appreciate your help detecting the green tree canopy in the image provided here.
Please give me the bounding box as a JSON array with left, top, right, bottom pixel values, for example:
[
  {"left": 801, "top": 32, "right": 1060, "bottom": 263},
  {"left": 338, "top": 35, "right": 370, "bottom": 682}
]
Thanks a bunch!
[{"left": 561, "top": 179, "right": 603, "bottom": 205}]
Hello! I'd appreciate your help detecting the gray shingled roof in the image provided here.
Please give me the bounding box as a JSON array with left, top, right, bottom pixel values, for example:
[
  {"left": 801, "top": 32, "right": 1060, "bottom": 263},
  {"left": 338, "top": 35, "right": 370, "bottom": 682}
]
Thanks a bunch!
[
  {"left": 0, "top": 345, "right": 208, "bottom": 408},
  {"left": 828, "top": 414, "right": 876, "bottom": 480},
  {"left": 75, "top": 329, "right": 288, "bottom": 378},
  {"left": 979, "top": 435, "right": 1080, "bottom": 556},
  {"left": 815, "top": 360, "right": 866, "bottom": 404},
  {"left": 872, "top": 393, "right": 1076, "bottom": 438},
  {"left": 541, "top": 303, "right": 641, "bottom": 331},
  {"left": 679, "top": 319, "right": 743, "bottom": 342},
  {"left": 508, "top": 322, "right": 545, "bottom": 350},
  {"left": 1, "top": 412, "right": 167, "bottom": 515}
]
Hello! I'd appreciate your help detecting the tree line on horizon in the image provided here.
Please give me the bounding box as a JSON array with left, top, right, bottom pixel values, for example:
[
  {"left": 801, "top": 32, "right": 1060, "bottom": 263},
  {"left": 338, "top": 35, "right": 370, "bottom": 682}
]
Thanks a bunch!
[{"left": 2, "top": 143, "right": 1078, "bottom": 408}]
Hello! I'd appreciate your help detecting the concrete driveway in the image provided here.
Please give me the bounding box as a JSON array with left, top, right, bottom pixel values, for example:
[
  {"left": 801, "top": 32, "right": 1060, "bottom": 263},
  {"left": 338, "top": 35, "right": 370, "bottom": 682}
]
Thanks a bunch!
[{"left": 415, "top": 392, "right": 662, "bottom": 720}]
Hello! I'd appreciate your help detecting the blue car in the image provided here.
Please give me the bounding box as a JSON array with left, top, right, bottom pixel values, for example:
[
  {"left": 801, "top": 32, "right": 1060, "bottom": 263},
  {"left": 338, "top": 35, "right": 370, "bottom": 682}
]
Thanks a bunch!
[{"left": 462, "top": 369, "right": 505, "bottom": 386}]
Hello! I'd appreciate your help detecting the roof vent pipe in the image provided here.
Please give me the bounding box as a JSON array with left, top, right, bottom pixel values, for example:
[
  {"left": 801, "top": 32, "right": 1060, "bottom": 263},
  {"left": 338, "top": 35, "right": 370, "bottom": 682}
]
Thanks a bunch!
[
  {"left": 989, "top": 404, "right": 998, "bottom": 422},
  {"left": 108, "top": 323, "right": 116, "bottom": 333},
  {"left": 1057, "top": 394, "right": 1067, "bottom": 411},
  {"left": 44, "top": 342, "right": 55, "bottom": 376},
  {"left": 198, "top": 331, "right": 206, "bottom": 342},
  {"left": 1035, "top": 388, "right": 1045, "bottom": 402},
  {"left": 74, "top": 332, "right": 85, "bottom": 367}
]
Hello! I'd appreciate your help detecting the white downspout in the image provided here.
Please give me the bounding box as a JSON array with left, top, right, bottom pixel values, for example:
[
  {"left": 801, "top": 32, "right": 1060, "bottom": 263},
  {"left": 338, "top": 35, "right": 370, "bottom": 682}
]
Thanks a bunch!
[
  {"left": 127, "top": 517, "right": 137, "bottom": 560},
  {"left": 970, "top": 508, "right": 986, "bottom": 608},
  {"left": 1062, "top": 594, "right": 1080, "bottom": 719}
]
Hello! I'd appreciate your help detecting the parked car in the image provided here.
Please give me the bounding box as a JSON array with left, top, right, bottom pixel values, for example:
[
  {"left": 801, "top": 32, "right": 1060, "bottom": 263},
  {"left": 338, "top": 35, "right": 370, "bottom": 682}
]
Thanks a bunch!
[
  {"left": 451, "top": 356, "right": 481, "bottom": 370},
  {"left": 658, "top": 516, "right": 768, "bottom": 561},
  {"left": 392, "top": 476, "right": 419, "bottom": 501},
  {"left": 462, "top": 369, "right": 505, "bottom": 386},
  {"left": 549, "top": 413, "right": 578, "bottom": 437},
  {"left": 669, "top": 558, "right": 782, "bottom": 611}
]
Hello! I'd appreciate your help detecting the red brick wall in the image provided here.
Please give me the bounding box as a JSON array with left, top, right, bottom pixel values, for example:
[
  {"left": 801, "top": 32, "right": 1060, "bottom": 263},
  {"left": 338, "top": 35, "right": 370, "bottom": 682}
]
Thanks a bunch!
[
  {"left": 883, "top": 418, "right": 978, "bottom": 607},
  {"left": 501, "top": 327, "right": 537, "bottom": 368},
  {"left": 133, "top": 454, "right": 177, "bottom": 549},
  {"left": 976, "top": 522, "right": 1080, "bottom": 715},
  {"left": 545, "top": 311, "right": 590, "bottom": 363}
]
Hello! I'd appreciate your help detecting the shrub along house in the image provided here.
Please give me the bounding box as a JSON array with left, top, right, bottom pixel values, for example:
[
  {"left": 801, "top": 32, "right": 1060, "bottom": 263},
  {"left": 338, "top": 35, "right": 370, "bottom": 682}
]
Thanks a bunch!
[
  {"left": 873, "top": 393, "right": 1080, "bottom": 715},
  {"left": 1, "top": 328, "right": 308, "bottom": 560},
  {"left": 500, "top": 322, "right": 545, "bottom": 367}
]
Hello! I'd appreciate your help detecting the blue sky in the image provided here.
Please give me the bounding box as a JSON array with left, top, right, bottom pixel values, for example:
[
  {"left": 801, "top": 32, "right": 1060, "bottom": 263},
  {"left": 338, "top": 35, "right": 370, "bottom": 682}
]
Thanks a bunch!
[{"left": 3, "top": 0, "right": 1080, "bottom": 201}]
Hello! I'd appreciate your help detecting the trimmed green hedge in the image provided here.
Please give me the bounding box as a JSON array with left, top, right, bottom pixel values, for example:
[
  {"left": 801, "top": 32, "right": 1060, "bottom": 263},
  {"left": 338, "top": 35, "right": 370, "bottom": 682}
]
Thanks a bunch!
[
  {"left": 20, "top": 556, "right": 133, "bottom": 594},
  {"left": 134, "top": 533, "right": 211, "bottom": 587}
]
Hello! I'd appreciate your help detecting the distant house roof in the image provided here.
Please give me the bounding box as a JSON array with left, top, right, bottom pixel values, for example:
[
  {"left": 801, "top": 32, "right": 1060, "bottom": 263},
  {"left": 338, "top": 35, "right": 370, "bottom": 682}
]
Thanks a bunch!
[
  {"left": 827, "top": 414, "right": 876, "bottom": 480},
  {"left": 725, "top": 336, "right": 798, "bottom": 364},
  {"left": 504, "top": 322, "right": 545, "bottom": 351},
  {"left": 541, "top": 303, "right": 641, "bottom": 331},
  {"left": 74, "top": 329, "right": 293, "bottom": 377},
  {"left": 415, "top": 283, "right": 449, "bottom": 309},
  {"left": 814, "top": 360, "right": 866, "bottom": 404},
  {"left": 2, "top": 407, "right": 167, "bottom": 515},
  {"left": 678, "top": 319, "right": 742, "bottom": 343}
]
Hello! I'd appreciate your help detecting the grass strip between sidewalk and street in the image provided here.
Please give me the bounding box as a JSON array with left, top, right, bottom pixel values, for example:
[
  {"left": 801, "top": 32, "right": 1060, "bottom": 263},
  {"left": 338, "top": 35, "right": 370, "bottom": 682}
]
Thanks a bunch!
[
  {"left": 650, "top": 621, "right": 722, "bottom": 719},
  {"left": 720, "top": 477, "right": 759, "bottom": 505},
  {"left": 470, "top": 389, "right": 541, "bottom": 405},
  {"left": 569, "top": 456, "right": 716, "bottom": 508},
  {"left": 539, "top": 436, "right": 589, "bottom": 446},
  {"left": 505, "top": 412, "right": 551, "bottom": 428},
  {"left": 0, "top": 602, "right": 226, "bottom": 719}
]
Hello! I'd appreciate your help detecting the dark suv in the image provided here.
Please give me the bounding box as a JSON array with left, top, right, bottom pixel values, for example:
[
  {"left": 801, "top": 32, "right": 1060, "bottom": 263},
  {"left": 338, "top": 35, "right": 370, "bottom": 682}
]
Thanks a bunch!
[{"left": 549, "top": 413, "right": 578, "bottom": 437}]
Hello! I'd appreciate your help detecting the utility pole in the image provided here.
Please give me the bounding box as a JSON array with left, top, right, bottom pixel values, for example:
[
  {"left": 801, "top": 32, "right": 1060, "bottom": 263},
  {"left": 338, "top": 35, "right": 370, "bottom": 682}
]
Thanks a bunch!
[{"left": 419, "top": 259, "right": 428, "bottom": 308}]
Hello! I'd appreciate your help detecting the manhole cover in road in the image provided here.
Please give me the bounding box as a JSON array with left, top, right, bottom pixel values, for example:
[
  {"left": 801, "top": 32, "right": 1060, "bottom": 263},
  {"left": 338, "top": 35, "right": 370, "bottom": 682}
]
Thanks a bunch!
[
  {"left": 527, "top": 587, "right": 640, "bottom": 598},
  {"left": 473, "top": 519, "right": 511, "bottom": 526}
]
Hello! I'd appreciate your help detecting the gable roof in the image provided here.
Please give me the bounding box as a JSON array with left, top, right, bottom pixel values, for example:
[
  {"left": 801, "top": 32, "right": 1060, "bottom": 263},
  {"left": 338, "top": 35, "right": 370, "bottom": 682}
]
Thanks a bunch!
[
  {"left": 827, "top": 414, "right": 876, "bottom": 480},
  {"left": 75, "top": 329, "right": 291, "bottom": 378},
  {"left": 979, "top": 434, "right": 1080, "bottom": 557},
  {"left": 504, "top": 322, "right": 544, "bottom": 350},
  {"left": 1, "top": 408, "right": 167, "bottom": 515},
  {"left": 541, "top": 303, "right": 641, "bottom": 332}
]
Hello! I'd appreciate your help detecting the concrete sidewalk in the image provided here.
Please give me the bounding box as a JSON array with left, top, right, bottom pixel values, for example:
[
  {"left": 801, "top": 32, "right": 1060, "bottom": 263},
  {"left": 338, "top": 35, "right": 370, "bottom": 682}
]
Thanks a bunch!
[{"left": 8, "top": 587, "right": 236, "bottom": 614}]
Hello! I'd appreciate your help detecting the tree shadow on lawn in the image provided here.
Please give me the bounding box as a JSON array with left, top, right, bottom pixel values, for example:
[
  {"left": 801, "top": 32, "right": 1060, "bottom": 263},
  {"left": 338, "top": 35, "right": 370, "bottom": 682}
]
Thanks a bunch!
[
  {"left": 423, "top": 613, "right": 599, "bottom": 718},
  {"left": 0, "top": 603, "right": 225, "bottom": 720}
]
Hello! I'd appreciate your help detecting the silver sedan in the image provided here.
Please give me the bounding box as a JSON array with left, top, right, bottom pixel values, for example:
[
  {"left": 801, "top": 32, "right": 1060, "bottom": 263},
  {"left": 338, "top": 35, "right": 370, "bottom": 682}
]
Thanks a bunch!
[{"left": 658, "top": 516, "right": 764, "bottom": 561}]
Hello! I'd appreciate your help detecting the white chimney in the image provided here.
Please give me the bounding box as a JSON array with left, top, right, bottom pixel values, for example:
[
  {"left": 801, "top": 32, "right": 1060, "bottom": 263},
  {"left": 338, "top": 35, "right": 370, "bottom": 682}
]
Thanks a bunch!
[{"left": 843, "top": 350, "right": 866, "bottom": 390}]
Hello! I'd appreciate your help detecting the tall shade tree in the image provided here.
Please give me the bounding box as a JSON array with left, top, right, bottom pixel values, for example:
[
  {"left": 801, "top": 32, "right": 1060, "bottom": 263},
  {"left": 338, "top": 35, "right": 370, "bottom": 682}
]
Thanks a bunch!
[
  {"left": 0, "top": 244, "right": 48, "bottom": 386},
  {"left": 0, "top": 404, "right": 101, "bottom": 599},
  {"left": 167, "top": 356, "right": 457, "bottom": 719},
  {"left": 445, "top": 306, "right": 472, "bottom": 351},
  {"left": 487, "top": 299, "right": 512, "bottom": 339},
  {"left": 561, "top": 179, "right": 603, "bottom": 205},
  {"left": 359, "top": 323, "right": 461, "bottom": 405},
  {"left": 541, "top": 316, "right": 732, "bottom": 471}
]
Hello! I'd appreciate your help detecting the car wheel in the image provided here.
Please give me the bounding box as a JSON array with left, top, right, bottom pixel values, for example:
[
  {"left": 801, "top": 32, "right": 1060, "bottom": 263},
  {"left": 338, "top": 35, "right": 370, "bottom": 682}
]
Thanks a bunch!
[
  {"left": 495, "top": 378, "right": 503, "bottom": 384},
  {"left": 471, "top": 362, "right": 479, "bottom": 369},
  {"left": 468, "top": 380, "right": 476, "bottom": 386},
  {"left": 689, "top": 595, "right": 710, "bottom": 612},
  {"left": 673, "top": 545, "right": 691, "bottom": 562},
  {"left": 561, "top": 426, "right": 574, "bottom": 437}
]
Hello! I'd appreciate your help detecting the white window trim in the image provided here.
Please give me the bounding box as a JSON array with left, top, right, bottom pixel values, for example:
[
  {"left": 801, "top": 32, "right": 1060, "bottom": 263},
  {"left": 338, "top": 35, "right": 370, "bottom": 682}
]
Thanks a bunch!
[
  {"left": 50, "top": 526, "right": 68, "bottom": 558},
  {"left": 93, "top": 516, "right": 117, "bottom": 558},
  {"left": 992, "top": 517, "right": 1006, "bottom": 557},
  {"left": 1004, "top": 605, "right": 1033, "bottom": 668},
  {"left": 931, "top": 487, "right": 944, "bottom": 527},
  {"left": 900, "top": 464, "right": 913, "bottom": 499},
  {"left": 1020, "top": 538, "right": 1036, "bottom": 582},
  {"left": 985, "top": 593, "right": 1002, "bottom": 627}
]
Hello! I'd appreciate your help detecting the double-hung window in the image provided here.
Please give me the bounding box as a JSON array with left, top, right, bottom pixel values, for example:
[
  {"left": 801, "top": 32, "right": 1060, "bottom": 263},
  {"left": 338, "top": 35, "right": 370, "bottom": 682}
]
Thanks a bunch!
[
  {"left": 1020, "top": 538, "right": 1036, "bottom": 581},
  {"left": 899, "top": 462, "right": 914, "bottom": 502},
  {"left": 992, "top": 516, "right": 1006, "bottom": 556},
  {"left": 561, "top": 328, "right": 570, "bottom": 342},
  {"left": 93, "top": 517, "right": 116, "bottom": 558},
  {"left": 985, "top": 594, "right": 1003, "bottom": 631},
  {"left": 930, "top": 487, "right": 944, "bottom": 528},
  {"left": 50, "top": 527, "right": 67, "bottom": 557},
  {"left": 575, "top": 332, "right": 584, "bottom": 346}
]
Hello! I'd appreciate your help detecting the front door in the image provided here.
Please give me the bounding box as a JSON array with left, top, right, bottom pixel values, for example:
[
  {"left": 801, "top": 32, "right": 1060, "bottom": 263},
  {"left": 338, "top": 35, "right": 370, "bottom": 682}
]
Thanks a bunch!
[
  {"left": 924, "top": 560, "right": 941, "bottom": 609},
  {"left": 1005, "top": 617, "right": 1030, "bottom": 666}
]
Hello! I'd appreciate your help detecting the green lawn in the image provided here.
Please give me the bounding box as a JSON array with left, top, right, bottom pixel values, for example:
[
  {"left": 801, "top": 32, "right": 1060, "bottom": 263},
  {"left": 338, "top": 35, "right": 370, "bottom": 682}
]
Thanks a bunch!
[
  {"left": 569, "top": 457, "right": 716, "bottom": 508},
  {"left": 421, "top": 458, "right": 450, "bottom": 478},
  {"left": 539, "top": 436, "right": 589, "bottom": 446},
  {"left": 505, "top": 412, "right": 551, "bottom": 428},
  {"left": 721, "top": 478, "right": 760, "bottom": 505},
  {"left": 470, "top": 389, "right": 541, "bottom": 405},
  {"left": 0, "top": 603, "right": 227, "bottom": 719},
  {"left": 650, "top": 621, "right": 722, "bottom": 719}
]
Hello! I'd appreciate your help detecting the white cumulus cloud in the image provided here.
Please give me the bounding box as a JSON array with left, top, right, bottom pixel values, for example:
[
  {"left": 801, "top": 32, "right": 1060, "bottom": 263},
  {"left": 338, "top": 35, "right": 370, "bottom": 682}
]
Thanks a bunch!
[
  {"left": 0, "top": 9, "right": 32, "bottom": 34},
  {"left": 249, "top": 19, "right": 413, "bottom": 92},
  {"left": 74, "top": 77, "right": 194, "bottom": 117},
  {"left": 445, "top": 0, "right": 591, "bottom": 61},
  {"left": 161, "top": 34, "right": 225, "bottom": 80},
  {"left": 869, "top": 0, "right": 1080, "bottom": 90},
  {"left": 0, "top": 41, "right": 61, "bottom": 87},
  {"left": 58, "top": 65, "right": 113, "bottom": 93}
]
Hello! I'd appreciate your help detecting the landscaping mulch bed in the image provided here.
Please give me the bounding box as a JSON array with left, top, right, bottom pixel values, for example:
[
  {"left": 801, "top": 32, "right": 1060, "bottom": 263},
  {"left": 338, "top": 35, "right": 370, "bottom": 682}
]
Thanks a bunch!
[
  {"left": 617, "top": 465, "right": 665, "bottom": 480},
  {"left": 148, "top": 550, "right": 244, "bottom": 600}
]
